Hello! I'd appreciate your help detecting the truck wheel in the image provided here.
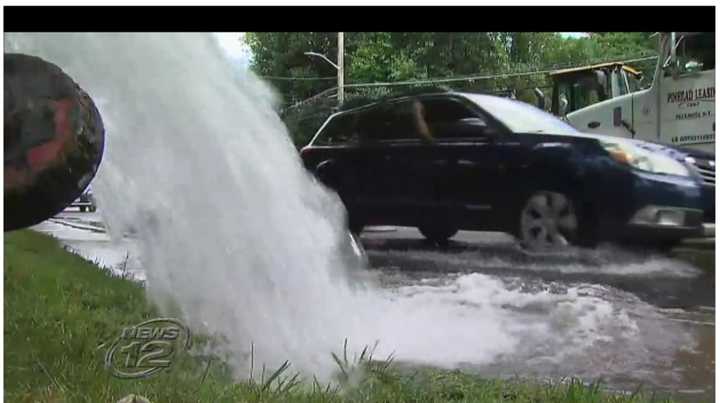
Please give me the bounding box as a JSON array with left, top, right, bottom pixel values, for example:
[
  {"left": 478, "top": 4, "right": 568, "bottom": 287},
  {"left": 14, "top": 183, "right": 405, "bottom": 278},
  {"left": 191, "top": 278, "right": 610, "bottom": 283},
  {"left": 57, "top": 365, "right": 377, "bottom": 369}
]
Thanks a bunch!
[{"left": 518, "top": 190, "right": 581, "bottom": 251}]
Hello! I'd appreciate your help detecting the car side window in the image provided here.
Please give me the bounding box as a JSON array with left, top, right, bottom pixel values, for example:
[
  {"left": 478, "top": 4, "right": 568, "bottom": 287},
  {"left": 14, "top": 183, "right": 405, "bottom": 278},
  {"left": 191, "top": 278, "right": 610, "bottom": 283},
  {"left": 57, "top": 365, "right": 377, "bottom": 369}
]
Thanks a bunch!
[
  {"left": 356, "top": 101, "right": 420, "bottom": 142},
  {"left": 422, "top": 98, "right": 494, "bottom": 139},
  {"left": 314, "top": 113, "right": 359, "bottom": 146}
]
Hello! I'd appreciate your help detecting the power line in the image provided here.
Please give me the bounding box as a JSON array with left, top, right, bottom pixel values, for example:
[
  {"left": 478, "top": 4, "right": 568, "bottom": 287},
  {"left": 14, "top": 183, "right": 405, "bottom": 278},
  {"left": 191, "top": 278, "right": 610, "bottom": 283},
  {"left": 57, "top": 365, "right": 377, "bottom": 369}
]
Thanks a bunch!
[
  {"left": 257, "top": 55, "right": 657, "bottom": 85},
  {"left": 277, "top": 54, "right": 659, "bottom": 111},
  {"left": 258, "top": 75, "right": 336, "bottom": 81},
  {"left": 344, "top": 56, "right": 658, "bottom": 89}
]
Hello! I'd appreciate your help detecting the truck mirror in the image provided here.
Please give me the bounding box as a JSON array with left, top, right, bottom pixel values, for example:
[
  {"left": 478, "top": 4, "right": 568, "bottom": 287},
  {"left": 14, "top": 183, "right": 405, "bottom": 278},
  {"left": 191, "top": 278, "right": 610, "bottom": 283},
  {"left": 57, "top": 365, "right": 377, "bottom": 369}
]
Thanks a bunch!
[
  {"left": 593, "top": 70, "right": 608, "bottom": 99},
  {"left": 663, "top": 32, "right": 683, "bottom": 79},
  {"left": 684, "top": 60, "right": 702, "bottom": 73},
  {"left": 533, "top": 88, "right": 545, "bottom": 110},
  {"left": 4, "top": 54, "right": 105, "bottom": 231},
  {"left": 670, "top": 32, "right": 677, "bottom": 68},
  {"left": 558, "top": 94, "right": 569, "bottom": 117}
]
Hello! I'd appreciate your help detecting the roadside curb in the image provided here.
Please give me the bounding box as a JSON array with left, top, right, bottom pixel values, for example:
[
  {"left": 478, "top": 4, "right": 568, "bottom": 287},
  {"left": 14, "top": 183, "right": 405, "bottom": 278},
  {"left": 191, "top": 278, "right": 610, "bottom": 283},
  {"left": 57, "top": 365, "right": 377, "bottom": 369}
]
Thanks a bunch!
[{"left": 49, "top": 218, "right": 106, "bottom": 234}]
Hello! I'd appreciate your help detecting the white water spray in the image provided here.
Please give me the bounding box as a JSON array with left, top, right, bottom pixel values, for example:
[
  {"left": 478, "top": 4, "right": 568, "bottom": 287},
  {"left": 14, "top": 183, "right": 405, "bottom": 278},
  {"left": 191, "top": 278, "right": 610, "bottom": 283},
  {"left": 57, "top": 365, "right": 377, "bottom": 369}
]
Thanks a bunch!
[{"left": 7, "top": 33, "right": 669, "bottom": 382}]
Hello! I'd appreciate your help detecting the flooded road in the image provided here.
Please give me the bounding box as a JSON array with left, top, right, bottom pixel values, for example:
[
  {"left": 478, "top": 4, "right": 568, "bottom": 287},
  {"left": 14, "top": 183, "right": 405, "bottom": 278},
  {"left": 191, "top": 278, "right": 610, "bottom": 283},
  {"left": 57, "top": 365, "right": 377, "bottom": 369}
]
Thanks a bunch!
[
  {"left": 35, "top": 209, "right": 715, "bottom": 402},
  {"left": 362, "top": 228, "right": 714, "bottom": 402}
]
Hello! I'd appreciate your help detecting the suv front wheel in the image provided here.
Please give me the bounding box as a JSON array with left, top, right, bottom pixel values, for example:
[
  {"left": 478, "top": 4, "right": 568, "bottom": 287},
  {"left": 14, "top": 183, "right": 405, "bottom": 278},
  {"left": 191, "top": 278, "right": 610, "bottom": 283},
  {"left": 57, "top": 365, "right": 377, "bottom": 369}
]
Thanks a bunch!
[{"left": 518, "top": 190, "right": 581, "bottom": 251}]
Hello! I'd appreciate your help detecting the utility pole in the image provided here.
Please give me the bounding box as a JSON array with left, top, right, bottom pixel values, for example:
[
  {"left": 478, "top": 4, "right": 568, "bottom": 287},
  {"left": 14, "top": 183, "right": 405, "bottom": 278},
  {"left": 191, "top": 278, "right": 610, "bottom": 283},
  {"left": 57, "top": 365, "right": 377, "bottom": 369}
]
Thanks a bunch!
[
  {"left": 304, "top": 32, "right": 344, "bottom": 106},
  {"left": 337, "top": 32, "right": 344, "bottom": 104}
]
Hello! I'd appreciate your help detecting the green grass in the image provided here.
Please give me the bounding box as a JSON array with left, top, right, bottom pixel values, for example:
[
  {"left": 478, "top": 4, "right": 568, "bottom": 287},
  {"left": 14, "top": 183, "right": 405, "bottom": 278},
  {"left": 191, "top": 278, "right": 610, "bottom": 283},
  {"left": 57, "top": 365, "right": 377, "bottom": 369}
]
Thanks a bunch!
[{"left": 5, "top": 230, "right": 673, "bottom": 403}]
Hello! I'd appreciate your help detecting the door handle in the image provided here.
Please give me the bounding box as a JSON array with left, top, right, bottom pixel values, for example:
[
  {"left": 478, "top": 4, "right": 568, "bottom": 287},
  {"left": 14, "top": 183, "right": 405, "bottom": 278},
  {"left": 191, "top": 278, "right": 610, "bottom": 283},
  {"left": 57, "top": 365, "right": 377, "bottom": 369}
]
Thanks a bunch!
[{"left": 587, "top": 121, "right": 601, "bottom": 129}]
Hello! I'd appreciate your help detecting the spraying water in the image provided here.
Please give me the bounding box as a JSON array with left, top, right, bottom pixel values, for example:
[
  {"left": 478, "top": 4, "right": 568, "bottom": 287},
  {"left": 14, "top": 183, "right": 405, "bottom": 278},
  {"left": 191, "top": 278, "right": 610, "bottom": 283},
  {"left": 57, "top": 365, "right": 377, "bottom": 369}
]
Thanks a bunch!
[{"left": 7, "top": 33, "right": 698, "bottom": 384}]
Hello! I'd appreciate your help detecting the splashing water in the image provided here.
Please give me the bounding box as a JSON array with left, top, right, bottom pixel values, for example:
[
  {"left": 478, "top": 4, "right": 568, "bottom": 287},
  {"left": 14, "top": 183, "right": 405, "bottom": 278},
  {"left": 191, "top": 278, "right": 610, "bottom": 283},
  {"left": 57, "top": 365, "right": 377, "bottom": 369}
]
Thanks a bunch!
[{"left": 6, "top": 33, "right": 674, "bottom": 382}]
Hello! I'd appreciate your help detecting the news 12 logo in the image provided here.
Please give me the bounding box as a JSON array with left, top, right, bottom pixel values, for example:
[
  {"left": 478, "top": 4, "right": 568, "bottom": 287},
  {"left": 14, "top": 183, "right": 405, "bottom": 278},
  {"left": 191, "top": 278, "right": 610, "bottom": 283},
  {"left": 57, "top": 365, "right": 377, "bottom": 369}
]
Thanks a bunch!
[{"left": 104, "top": 318, "right": 191, "bottom": 379}]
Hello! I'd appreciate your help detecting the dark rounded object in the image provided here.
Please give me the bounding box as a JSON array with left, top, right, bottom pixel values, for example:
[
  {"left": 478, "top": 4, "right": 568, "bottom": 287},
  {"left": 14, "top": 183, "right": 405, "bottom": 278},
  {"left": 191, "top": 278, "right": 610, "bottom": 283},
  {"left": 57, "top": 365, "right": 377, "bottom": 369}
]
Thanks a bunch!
[
  {"left": 418, "top": 224, "right": 458, "bottom": 245},
  {"left": 348, "top": 216, "right": 364, "bottom": 235},
  {"left": 5, "top": 53, "right": 105, "bottom": 231}
]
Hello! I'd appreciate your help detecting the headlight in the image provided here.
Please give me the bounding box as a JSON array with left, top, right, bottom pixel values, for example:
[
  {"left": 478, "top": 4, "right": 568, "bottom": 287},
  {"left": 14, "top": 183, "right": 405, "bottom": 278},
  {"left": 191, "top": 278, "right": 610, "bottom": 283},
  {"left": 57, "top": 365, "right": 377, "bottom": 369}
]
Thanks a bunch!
[{"left": 601, "top": 141, "right": 690, "bottom": 177}]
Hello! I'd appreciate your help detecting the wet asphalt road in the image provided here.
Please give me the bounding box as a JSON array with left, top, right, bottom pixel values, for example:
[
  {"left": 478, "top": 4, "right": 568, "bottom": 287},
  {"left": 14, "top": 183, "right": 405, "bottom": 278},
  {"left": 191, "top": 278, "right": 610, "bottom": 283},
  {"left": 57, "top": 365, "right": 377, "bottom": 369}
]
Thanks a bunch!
[
  {"left": 35, "top": 209, "right": 716, "bottom": 402},
  {"left": 362, "top": 227, "right": 715, "bottom": 310}
]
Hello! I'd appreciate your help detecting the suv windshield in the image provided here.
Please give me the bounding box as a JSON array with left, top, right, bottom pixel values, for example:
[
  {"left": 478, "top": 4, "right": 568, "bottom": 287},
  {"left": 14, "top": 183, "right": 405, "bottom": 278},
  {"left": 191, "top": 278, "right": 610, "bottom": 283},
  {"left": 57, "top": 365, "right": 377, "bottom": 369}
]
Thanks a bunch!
[{"left": 465, "top": 94, "right": 579, "bottom": 135}]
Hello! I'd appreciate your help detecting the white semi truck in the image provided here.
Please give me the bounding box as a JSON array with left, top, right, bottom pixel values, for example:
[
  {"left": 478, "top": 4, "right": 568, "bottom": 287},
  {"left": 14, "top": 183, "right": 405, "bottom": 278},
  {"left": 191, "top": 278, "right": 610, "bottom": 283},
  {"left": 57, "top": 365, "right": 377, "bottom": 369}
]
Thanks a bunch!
[{"left": 549, "top": 32, "right": 714, "bottom": 154}]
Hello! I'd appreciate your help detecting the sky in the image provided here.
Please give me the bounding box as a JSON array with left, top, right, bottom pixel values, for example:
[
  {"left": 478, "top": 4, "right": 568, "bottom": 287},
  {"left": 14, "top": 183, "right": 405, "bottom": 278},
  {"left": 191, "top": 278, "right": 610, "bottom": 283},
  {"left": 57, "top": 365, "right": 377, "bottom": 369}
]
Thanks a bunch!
[
  {"left": 214, "top": 32, "right": 251, "bottom": 69},
  {"left": 560, "top": 32, "right": 589, "bottom": 39}
]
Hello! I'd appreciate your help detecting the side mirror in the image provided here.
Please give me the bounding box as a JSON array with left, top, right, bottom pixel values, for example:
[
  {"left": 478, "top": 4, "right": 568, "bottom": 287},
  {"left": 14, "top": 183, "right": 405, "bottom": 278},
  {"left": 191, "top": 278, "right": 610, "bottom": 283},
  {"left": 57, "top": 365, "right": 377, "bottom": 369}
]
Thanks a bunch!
[
  {"left": 5, "top": 54, "right": 105, "bottom": 231},
  {"left": 448, "top": 117, "right": 500, "bottom": 138},
  {"left": 456, "top": 117, "right": 487, "bottom": 128}
]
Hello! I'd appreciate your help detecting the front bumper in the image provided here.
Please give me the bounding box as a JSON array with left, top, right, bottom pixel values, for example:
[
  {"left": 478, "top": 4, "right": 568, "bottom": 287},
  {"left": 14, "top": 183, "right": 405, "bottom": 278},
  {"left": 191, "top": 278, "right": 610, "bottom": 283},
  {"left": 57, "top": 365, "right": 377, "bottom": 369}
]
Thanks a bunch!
[
  {"left": 702, "top": 222, "right": 715, "bottom": 237},
  {"left": 624, "top": 205, "right": 704, "bottom": 241},
  {"left": 593, "top": 169, "right": 705, "bottom": 243}
]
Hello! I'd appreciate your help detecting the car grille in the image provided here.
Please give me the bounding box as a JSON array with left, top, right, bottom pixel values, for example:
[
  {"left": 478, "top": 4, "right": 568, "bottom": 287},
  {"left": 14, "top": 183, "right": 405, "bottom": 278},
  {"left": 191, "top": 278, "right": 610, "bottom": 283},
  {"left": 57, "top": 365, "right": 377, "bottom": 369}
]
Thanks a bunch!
[
  {"left": 697, "top": 166, "right": 715, "bottom": 186},
  {"left": 689, "top": 157, "right": 715, "bottom": 186}
]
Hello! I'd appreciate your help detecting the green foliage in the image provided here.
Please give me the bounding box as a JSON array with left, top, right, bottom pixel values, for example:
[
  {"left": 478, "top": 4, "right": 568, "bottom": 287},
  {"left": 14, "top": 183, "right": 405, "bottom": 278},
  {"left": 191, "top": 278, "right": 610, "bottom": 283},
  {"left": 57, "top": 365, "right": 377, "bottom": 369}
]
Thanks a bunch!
[
  {"left": 247, "top": 32, "right": 657, "bottom": 147},
  {"left": 349, "top": 32, "right": 423, "bottom": 83}
]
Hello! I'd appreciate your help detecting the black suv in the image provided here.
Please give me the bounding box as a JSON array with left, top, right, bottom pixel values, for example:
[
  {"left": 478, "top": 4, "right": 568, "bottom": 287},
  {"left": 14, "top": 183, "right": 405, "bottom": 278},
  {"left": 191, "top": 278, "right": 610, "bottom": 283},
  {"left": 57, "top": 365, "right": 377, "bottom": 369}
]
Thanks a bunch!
[{"left": 301, "top": 92, "right": 705, "bottom": 250}]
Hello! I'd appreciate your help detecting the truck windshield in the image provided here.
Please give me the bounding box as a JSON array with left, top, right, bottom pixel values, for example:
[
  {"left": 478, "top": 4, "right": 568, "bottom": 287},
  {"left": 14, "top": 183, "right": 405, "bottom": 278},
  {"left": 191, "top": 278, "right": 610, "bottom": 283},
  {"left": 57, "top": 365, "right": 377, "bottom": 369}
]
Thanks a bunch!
[
  {"left": 677, "top": 33, "right": 715, "bottom": 72},
  {"left": 466, "top": 94, "right": 580, "bottom": 135}
]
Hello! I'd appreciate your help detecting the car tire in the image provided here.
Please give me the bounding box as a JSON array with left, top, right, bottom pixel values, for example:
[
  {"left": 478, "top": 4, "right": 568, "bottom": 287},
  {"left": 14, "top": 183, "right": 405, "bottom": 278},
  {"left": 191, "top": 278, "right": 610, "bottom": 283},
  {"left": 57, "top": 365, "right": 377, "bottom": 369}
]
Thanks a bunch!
[
  {"left": 89, "top": 205, "right": 97, "bottom": 213},
  {"left": 518, "top": 190, "right": 587, "bottom": 251},
  {"left": 79, "top": 206, "right": 86, "bottom": 212},
  {"left": 419, "top": 224, "right": 458, "bottom": 245}
]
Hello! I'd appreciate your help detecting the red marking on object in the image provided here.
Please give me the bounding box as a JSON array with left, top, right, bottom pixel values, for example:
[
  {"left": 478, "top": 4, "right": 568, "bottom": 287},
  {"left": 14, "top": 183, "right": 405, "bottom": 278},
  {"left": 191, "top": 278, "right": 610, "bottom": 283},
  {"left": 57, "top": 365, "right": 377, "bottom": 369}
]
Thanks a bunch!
[{"left": 26, "top": 98, "right": 76, "bottom": 172}]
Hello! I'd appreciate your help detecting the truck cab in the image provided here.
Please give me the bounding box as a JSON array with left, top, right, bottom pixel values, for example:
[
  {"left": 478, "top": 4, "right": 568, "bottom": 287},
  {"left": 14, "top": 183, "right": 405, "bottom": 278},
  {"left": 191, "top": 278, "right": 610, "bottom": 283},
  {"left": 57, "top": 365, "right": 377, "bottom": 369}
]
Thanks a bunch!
[
  {"left": 549, "top": 62, "right": 643, "bottom": 117},
  {"left": 549, "top": 32, "right": 715, "bottom": 154}
]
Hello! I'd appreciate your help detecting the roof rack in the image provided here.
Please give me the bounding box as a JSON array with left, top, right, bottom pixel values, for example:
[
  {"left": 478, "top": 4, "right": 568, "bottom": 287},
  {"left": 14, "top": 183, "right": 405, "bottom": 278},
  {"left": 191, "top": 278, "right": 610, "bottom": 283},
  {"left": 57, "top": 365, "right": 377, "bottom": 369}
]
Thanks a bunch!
[{"left": 338, "top": 85, "right": 454, "bottom": 112}]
